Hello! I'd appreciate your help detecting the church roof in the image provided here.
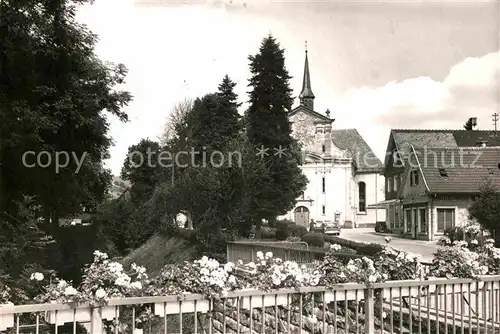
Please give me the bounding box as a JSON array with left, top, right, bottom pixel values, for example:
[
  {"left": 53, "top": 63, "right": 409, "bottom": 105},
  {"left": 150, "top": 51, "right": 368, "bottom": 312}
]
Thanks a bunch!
[
  {"left": 288, "top": 104, "right": 332, "bottom": 123},
  {"left": 331, "top": 129, "right": 383, "bottom": 172}
]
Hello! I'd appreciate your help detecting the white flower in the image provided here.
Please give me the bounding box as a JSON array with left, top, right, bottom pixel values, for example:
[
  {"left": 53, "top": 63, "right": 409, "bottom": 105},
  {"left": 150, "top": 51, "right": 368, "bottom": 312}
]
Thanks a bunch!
[
  {"left": 330, "top": 244, "right": 342, "bottom": 251},
  {"left": 471, "top": 239, "right": 478, "bottom": 245},
  {"left": 63, "top": 286, "right": 78, "bottom": 296},
  {"left": 224, "top": 262, "right": 234, "bottom": 273},
  {"left": 114, "top": 274, "right": 131, "bottom": 287},
  {"left": 130, "top": 281, "right": 142, "bottom": 290},
  {"left": 30, "top": 272, "right": 44, "bottom": 281},
  {"left": 368, "top": 275, "right": 377, "bottom": 283},
  {"left": 256, "top": 251, "right": 264, "bottom": 260},
  {"left": 265, "top": 252, "right": 273, "bottom": 259},
  {"left": 95, "top": 288, "right": 107, "bottom": 299}
]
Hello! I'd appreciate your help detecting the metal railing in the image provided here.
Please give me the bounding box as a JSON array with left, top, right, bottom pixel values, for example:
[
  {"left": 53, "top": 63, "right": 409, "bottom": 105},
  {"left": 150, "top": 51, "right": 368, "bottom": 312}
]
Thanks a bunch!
[{"left": 3, "top": 276, "right": 500, "bottom": 334}]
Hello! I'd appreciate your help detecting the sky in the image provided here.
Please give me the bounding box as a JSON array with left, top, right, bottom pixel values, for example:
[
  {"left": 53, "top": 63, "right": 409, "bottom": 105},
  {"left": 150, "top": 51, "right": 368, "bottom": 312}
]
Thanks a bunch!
[{"left": 76, "top": 0, "right": 500, "bottom": 176}]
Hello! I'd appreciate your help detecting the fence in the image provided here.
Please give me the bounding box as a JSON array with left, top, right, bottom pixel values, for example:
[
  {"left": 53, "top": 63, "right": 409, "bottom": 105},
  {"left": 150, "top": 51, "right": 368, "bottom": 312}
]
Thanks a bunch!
[{"left": 2, "top": 276, "right": 500, "bottom": 333}]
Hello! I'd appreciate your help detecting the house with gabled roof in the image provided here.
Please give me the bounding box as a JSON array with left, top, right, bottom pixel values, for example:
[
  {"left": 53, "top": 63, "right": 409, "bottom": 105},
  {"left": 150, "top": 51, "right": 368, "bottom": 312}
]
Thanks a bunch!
[
  {"left": 373, "top": 128, "right": 500, "bottom": 240},
  {"left": 280, "top": 48, "right": 385, "bottom": 228}
]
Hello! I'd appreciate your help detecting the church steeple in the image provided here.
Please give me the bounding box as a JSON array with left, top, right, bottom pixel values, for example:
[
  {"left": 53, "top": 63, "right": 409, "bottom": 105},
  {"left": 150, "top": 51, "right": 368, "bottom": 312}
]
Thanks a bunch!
[{"left": 299, "top": 42, "right": 315, "bottom": 110}]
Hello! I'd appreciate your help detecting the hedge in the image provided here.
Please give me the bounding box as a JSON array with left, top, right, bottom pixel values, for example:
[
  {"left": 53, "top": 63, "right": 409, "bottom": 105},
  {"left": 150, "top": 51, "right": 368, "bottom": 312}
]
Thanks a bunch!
[
  {"left": 324, "top": 235, "right": 383, "bottom": 255},
  {"left": 301, "top": 233, "right": 325, "bottom": 247}
]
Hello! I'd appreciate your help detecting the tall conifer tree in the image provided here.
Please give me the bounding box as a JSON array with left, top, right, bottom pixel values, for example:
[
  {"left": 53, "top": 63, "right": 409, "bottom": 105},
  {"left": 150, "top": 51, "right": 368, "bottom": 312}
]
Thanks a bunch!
[{"left": 245, "top": 35, "right": 307, "bottom": 231}]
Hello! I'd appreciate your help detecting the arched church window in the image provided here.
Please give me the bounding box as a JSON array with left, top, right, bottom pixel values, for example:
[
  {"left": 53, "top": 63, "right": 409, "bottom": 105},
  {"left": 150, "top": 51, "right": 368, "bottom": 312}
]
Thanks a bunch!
[{"left": 358, "top": 182, "right": 366, "bottom": 212}]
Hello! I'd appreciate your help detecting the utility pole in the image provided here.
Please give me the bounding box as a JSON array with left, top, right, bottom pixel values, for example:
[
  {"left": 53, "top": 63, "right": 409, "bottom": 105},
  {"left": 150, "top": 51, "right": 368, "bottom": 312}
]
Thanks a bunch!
[{"left": 493, "top": 112, "right": 499, "bottom": 133}]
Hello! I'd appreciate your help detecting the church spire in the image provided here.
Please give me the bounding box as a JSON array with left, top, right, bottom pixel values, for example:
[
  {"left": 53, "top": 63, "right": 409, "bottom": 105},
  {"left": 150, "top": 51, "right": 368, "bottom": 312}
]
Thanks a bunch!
[{"left": 299, "top": 41, "right": 315, "bottom": 110}]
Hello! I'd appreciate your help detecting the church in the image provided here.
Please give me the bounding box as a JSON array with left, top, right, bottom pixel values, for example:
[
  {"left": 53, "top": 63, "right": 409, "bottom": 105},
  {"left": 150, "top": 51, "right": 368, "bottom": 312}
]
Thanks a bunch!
[{"left": 280, "top": 49, "right": 386, "bottom": 228}]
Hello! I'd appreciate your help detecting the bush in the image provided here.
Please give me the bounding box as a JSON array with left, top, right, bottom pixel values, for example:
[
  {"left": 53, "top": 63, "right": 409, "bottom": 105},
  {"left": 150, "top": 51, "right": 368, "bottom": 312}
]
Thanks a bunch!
[
  {"left": 374, "top": 221, "right": 388, "bottom": 233},
  {"left": 275, "top": 228, "right": 289, "bottom": 241},
  {"left": 275, "top": 219, "right": 294, "bottom": 230},
  {"left": 261, "top": 227, "right": 276, "bottom": 239},
  {"left": 325, "top": 236, "right": 383, "bottom": 255},
  {"left": 301, "top": 233, "right": 325, "bottom": 247},
  {"left": 287, "top": 224, "right": 308, "bottom": 237},
  {"left": 444, "top": 227, "right": 465, "bottom": 243}
]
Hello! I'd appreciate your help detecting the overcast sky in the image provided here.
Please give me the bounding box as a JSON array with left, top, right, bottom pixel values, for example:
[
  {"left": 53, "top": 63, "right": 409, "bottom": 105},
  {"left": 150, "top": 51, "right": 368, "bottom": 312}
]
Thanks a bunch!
[{"left": 76, "top": 0, "right": 500, "bottom": 175}]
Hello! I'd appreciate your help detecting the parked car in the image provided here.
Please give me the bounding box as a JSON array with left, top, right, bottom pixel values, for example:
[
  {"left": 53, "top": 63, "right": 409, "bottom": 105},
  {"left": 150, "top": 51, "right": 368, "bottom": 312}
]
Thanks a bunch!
[{"left": 324, "top": 220, "right": 341, "bottom": 236}]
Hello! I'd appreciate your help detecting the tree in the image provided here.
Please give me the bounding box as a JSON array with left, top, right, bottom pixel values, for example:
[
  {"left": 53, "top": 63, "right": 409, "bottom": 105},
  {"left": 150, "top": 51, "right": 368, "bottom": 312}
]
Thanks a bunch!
[
  {"left": 0, "top": 0, "right": 131, "bottom": 223},
  {"left": 245, "top": 35, "right": 307, "bottom": 233},
  {"left": 469, "top": 180, "right": 500, "bottom": 246},
  {"left": 161, "top": 98, "right": 193, "bottom": 145},
  {"left": 121, "top": 139, "right": 165, "bottom": 204},
  {"left": 186, "top": 76, "right": 241, "bottom": 153}
]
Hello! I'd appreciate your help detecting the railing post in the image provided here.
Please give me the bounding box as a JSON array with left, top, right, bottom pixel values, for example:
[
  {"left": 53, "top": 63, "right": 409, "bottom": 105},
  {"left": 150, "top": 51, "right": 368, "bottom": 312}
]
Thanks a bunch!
[
  {"left": 364, "top": 287, "right": 375, "bottom": 334},
  {"left": 90, "top": 307, "right": 103, "bottom": 334},
  {"left": 226, "top": 242, "right": 230, "bottom": 263}
]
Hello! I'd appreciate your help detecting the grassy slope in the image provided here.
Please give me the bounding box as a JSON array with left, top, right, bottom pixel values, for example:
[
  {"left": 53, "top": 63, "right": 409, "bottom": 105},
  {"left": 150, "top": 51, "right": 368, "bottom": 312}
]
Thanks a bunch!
[{"left": 120, "top": 234, "right": 195, "bottom": 277}]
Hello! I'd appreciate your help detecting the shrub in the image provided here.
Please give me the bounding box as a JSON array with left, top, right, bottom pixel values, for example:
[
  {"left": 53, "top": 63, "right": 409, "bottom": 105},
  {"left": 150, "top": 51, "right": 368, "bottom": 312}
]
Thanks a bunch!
[
  {"left": 275, "top": 219, "right": 294, "bottom": 230},
  {"left": 324, "top": 236, "right": 383, "bottom": 255},
  {"left": 444, "top": 226, "right": 465, "bottom": 243},
  {"left": 287, "top": 224, "right": 308, "bottom": 237},
  {"left": 275, "top": 228, "right": 289, "bottom": 241},
  {"left": 261, "top": 227, "right": 276, "bottom": 239},
  {"left": 374, "top": 221, "right": 388, "bottom": 233},
  {"left": 301, "top": 233, "right": 325, "bottom": 247}
]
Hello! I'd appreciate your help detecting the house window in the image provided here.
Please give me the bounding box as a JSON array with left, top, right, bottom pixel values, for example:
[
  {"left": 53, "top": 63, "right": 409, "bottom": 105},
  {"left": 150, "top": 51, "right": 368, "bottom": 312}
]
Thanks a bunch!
[
  {"left": 388, "top": 178, "right": 393, "bottom": 193},
  {"left": 437, "top": 208, "right": 455, "bottom": 232},
  {"left": 322, "top": 205, "right": 326, "bottom": 215},
  {"left": 322, "top": 145, "right": 325, "bottom": 153},
  {"left": 419, "top": 208, "right": 427, "bottom": 233},
  {"left": 322, "top": 177, "right": 325, "bottom": 193},
  {"left": 393, "top": 176, "right": 398, "bottom": 192},
  {"left": 358, "top": 182, "right": 366, "bottom": 212},
  {"left": 410, "top": 171, "right": 419, "bottom": 187}
]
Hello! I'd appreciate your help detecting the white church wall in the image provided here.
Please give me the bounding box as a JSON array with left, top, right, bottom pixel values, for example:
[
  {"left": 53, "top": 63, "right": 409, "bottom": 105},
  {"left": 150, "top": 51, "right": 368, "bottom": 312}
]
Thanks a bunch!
[{"left": 353, "top": 173, "right": 386, "bottom": 225}]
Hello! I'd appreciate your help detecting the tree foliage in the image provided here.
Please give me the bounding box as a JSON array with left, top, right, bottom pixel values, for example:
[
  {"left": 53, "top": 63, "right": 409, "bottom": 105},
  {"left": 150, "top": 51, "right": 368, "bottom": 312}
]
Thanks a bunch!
[
  {"left": 245, "top": 35, "right": 307, "bottom": 229},
  {"left": 469, "top": 180, "right": 500, "bottom": 245},
  {"left": 0, "top": 0, "right": 131, "bottom": 221}
]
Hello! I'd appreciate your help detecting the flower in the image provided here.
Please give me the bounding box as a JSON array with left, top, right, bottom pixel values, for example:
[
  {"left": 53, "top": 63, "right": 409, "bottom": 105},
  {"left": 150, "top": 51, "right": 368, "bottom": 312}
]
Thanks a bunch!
[
  {"left": 256, "top": 251, "right": 264, "bottom": 260},
  {"left": 265, "top": 252, "right": 273, "bottom": 259},
  {"left": 30, "top": 272, "right": 44, "bottom": 281},
  {"left": 64, "top": 286, "right": 78, "bottom": 296},
  {"left": 130, "top": 282, "right": 142, "bottom": 290},
  {"left": 329, "top": 244, "right": 342, "bottom": 251},
  {"left": 95, "top": 288, "right": 107, "bottom": 299}
]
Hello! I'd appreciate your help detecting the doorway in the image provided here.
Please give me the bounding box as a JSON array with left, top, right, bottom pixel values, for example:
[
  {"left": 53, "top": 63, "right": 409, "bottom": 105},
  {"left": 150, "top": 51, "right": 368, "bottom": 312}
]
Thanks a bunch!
[{"left": 294, "top": 206, "right": 310, "bottom": 227}]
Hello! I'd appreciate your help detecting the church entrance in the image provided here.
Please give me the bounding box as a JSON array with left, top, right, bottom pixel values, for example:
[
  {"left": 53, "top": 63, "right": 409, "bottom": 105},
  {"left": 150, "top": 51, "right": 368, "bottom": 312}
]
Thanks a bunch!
[{"left": 294, "top": 206, "right": 310, "bottom": 227}]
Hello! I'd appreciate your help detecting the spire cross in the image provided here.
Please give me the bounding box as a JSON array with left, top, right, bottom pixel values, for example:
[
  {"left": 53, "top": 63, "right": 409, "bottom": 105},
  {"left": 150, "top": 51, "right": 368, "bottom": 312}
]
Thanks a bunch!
[{"left": 305, "top": 40, "right": 308, "bottom": 53}]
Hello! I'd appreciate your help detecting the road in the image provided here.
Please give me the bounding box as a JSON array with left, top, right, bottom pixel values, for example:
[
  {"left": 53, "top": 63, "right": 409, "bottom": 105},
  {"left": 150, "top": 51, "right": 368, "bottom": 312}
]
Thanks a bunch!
[{"left": 339, "top": 228, "right": 440, "bottom": 263}]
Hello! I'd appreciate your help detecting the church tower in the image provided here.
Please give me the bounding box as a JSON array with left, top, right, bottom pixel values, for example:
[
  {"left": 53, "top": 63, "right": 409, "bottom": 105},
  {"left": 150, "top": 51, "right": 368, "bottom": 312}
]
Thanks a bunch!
[{"left": 299, "top": 44, "right": 315, "bottom": 110}]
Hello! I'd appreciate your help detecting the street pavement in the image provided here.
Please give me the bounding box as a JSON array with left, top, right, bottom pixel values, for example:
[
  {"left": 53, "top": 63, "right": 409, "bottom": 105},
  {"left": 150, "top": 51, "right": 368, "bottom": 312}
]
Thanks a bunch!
[{"left": 339, "top": 228, "right": 440, "bottom": 263}]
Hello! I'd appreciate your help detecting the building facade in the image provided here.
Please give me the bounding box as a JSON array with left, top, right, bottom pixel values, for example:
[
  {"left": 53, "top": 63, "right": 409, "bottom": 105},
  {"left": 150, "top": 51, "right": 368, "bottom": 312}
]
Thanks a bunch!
[
  {"left": 375, "top": 129, "right": 500, "bottom": 240},
  {"left": 280, "top": 50, "right": 385, "bottom": 228}
]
